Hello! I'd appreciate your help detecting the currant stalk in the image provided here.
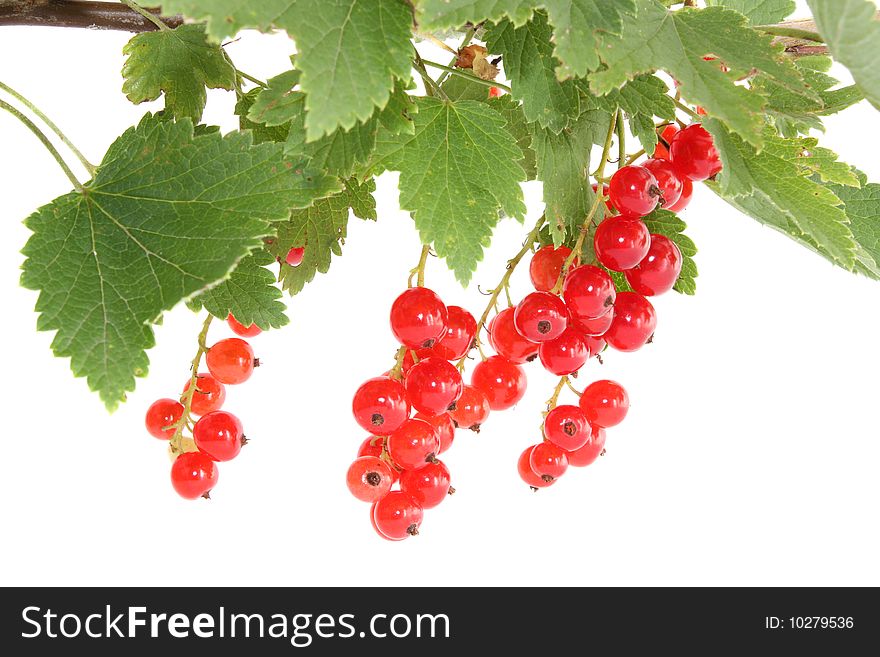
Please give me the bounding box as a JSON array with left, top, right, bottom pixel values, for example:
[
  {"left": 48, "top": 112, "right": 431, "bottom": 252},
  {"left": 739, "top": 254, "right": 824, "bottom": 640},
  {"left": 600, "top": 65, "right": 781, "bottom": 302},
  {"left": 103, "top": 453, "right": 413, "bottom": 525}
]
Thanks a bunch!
[{"left": 169, "top": 313, "right": 214, "bottom": 455}]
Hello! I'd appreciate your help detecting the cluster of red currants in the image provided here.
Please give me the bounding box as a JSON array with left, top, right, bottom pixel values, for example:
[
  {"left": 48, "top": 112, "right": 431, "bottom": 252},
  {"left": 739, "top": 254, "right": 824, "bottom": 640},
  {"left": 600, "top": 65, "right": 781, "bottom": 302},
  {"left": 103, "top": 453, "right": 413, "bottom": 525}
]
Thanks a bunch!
[
  {"left": 144, "top": 314, "right": 261, "bottom": 500},
  {"left": 348, "top": 287, "right": 479, "bottom": 540}
]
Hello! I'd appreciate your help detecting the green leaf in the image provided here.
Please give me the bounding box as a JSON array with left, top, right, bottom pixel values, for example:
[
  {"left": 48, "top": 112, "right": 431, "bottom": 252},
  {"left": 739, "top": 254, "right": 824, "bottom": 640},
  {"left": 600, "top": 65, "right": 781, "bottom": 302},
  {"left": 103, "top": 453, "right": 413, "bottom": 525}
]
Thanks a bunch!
[
  {"left": 761, "top": 136, "right": 861, "bottom": 187},
  {"left": 533, "top": 114, "right": 597, "bottom": 245},
  {"left": 704, "top": 0, "right": 795, "bottom": 24},
  {"left": 375, "top": 97, "right": 527, "bottom": 283},
  {"left": 807, "top": 0, "right": 880, "bottom": 111},
  {"left": 488, "top": 96, "right": 537, "bottom": 180},
  {"left": 162, "top": 0, "right": 414, "bottom": 139},
  {"left": 583, "top": 74, "right": 675, "bottom": 155},
  {"left": 591, "top": 2, "right": 812, "bottom": 146},
  {"left": 642, "top": 209, "right": 698, "bottom": 294},
  {"left": 826, "top": 176, "right": 880, "bottom": 279},
  {"left": 19, "top": 115, "right": 338, "bottom": 410},
  {"left": 541, "top": 0, "right": 636, "bottom": 79},
  {"left": 235, "top": 90, "right": 290, "bottom": 144},
  {"left": 704, "top": 118, "right": 856, "bottom": 268},
  {"left": 192, "top": 251, "right": 289, "bottom": 329},
  {"left": 267, "top": 178, "right": 376, "bottom": 295},
  {"left": 486, "top": 12, "right": 581, "bottom": 132},
  {"left": 441, "top": 74, "right": 496, "bottom": 102},
  {"left": 415, "top": 0, "right": 536, "bottom": 30},
  {"left": 250, "top": 72, "right": 414, "bottom": 178},
  {"left": 121, "top": 24, "right": 235, "bottom": 121}
]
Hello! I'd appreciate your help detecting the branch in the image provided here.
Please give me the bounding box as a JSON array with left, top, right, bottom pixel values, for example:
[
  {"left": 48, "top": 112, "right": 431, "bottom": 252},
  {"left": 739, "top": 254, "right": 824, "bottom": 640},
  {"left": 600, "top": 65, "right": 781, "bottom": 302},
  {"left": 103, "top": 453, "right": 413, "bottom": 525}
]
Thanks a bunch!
[
  {"left": 761, "top": 12, "right": 880, "bottom": 56},
  {"left": 0, "top": 1, "right": 182, "bottom": 32}
]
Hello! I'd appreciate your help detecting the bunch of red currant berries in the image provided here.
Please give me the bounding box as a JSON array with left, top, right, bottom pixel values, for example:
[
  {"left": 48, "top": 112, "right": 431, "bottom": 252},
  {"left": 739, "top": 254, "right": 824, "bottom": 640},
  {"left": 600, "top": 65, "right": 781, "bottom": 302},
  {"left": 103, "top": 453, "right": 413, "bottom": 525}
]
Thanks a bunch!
[{"left": 144, "top": 314, "right": 261, "bottom": 500}]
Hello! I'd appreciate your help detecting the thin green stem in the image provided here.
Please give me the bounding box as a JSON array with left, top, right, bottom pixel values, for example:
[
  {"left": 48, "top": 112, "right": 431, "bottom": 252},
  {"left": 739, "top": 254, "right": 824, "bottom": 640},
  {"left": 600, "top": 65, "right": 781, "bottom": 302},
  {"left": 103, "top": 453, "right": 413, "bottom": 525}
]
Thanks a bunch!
[
  {"left": 624, "top": 148, "right": 645, "bottom": 166},
  {"left": 457, "top": 214, "right": 547, "bottom": 371},
  {"left": 555, "top": 110, "right": 619, "bottom": 288},
  {"left": 170, "top": 314, "right": 214, "bottom": 454},
  {"left": 236, "top": 69, "right": 267, "bottom": 89},
  {"left": 0, "top": 99, "right": 82, "bottom": 191},
  {"left": 120, "top": 0, "right": 169, "bottom": 31},
  {"left": 757, "top": 25, "right": 824, "bottom": 43},
  {"left": 673, "top": 97, "right": 701, "bottom": 120},
  {"left": 417, "top": 32, "right": 458, "bottom": 55},
  {"left": 436, "top": 28, "right": 474, "bottom": 86},
  {"left": 0, "top": 81, "right": 96, "bottom": 175},
  {"left": 412, "top": 51, "right": 448, "bottom": 100},
  {"left": 544, "top": 376, "right": 569, "bottom": 415},
  {"left": 409, "top": 244, "right": 431, "bottom": 287},
  {"left": 616, "top": 109, "right": 626, "bottom": 169},
  {"left": 421, "top": 59, "right": 512, "bottom": 93}
]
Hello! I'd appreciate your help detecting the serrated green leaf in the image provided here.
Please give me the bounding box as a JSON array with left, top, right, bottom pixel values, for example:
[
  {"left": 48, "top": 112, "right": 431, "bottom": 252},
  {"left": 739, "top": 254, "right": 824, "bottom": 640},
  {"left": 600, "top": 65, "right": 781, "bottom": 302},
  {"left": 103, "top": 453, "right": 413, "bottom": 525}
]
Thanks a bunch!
[
  {"left": 704, "top": 0, "right": 795, "bottom": 24},
  {"left": 592, "top": 3, "right": 812, "bottom": 146},
  {"left": 192, "top": 251, "right": 289, "bottom": 329},
  {"left": 533, "top": 116, "right": 596, "bottom": 245},
  {"left": 486, "top": 12, "right": 581, "bottom": 133},
  {"left": 19, "top": 115, "right": 338, "bottom": 410},
  {"left": 488, "top": 96, "right": 537, "bottom": 180},
  {"left": 761, "top": 136, "right": 861, "bottom": 187},
  {"left": 162, "top": 0, "right": 414, "bottom": 139},
  {"left": 375, "top": 97, "right": 526, "bottom": 283},
  {"left": 826, "top": 177, "right": 880, "bottom": 279},
  {"left": 121, "top": 24, "right": 235, "bottom": 121},
  {"left": 642, "top": 209, "right": 698, "bottom": 294},
  {"left": 267, "top": 178, "right": 376, "bottom": 295},
  {"left": 583, "top": 74, "right": 675, "bottom": 155},
  {"left": 808, "top": 0, "right": 880, "bottom": 111},
  {"left": 236, "top": 90, "right": 290, "bottom": 144},
  {"left": 415, "top": 0, "right": 536, "bottom": 29},
  {"left": 704, "top": 118, "right": 856, "bottom": 268}
]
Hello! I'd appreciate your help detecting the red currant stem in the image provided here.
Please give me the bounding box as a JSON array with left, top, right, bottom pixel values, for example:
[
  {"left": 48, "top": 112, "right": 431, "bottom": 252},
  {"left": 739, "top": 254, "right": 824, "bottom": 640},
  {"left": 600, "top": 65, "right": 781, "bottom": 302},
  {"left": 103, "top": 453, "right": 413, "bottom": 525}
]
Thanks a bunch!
[
  {"left": 564, "top": 378, "right": 583, "bottom": 397},
  {"left": 409, "top": 244, "right": 431, "bottom": 288},
  {"left": 120, "top": 0, "right": 169, "bottom": 31},
  {"left": 417, "top": 32, "right": 458, "bottom": 55},
  {"left": 672, "top": 97, "right": 701, "bottom": 121},
  {"left": 543, "top": 376, "right": 569, "bottom": 416},
  {"left": 411, "top": 50, "right": 449, "bottom": 101},
  {"left": 553, "top": 109, "right": 619, "bottom": 292},
  {"left": 388, "top": 345, "right": 408, "bottom": 381},
  {"left": 757, "top": 25, "right": 824, "bottom": 43},
  {"left": 169, "top": 313, "right": 214, "bottom": 454},
  {"left": 435, "top": 27, "right": 474, "bottom": 86},
  {"left": 0, "top": 98, "right": 83, "bottom": 191},
  {"left": 624, "top": 149, "right": 645, "bottom": 166},
  {"left": 419, "top": 58, "right": 512, "bottom": 93},
  {"left": 456, "top": 213, "right": 547, "bottom": 370},
  {"left": 616, "top": 109, "right": 626, "bottom": 169}
]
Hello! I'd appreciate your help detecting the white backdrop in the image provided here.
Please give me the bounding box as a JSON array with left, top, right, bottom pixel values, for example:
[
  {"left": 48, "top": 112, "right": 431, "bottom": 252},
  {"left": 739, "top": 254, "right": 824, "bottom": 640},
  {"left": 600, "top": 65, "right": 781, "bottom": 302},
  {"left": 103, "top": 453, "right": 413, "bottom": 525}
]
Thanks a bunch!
[{"left": 1, "top": 3, "right": 878, "bottom": 587}]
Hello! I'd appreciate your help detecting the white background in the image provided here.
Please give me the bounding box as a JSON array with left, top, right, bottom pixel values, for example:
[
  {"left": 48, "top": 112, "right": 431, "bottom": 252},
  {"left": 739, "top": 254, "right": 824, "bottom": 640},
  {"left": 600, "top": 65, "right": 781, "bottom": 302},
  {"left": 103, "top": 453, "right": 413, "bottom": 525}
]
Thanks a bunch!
[{"left": 1, "top": 1, "right": 878, "bottom": 587}]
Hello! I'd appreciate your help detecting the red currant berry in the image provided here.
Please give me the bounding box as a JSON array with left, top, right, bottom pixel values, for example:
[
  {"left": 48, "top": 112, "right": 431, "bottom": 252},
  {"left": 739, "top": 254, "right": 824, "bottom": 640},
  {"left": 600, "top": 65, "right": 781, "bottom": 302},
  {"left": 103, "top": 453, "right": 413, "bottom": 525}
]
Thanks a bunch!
[
  {"left": 583, "top": 334, "right": 607, "bottom": 358},
  {"left": 400, "top": 460, "right": 451, "bottom": 509},
  {"left": 488, "top": 85, "right": 503, "bottom": 98},
  {"left": 608, "top": 165, "right": 661, "bottom": 217},
  {"left": 567, "top": 425, "right": 606, "bottom": 467},
  {"left": 170, "top": 451, "right": 218, "bottom": 500},
  {"left": 183, "top": 374, "right": 226, "bottom": 416},
  {"left": 285, "top": 246, "right": 305, "bottom": 267},
  {"left": 415, "top": 412, "right": 455, "bottom": 454},
  {"left": 405, "top": 357, "right": 463, "bottom": 416},
  {"left": 145, "top": 398, "right": 184, "bottom": 440},
  {"left": 642, "top": 158, "right": 684, "bottom": 208},
  {"left": 543, "top": 405, "right": 591, "bottom": 451},
  {"left": 529, "top": 442, "right": 569, "bottom": 481},
  {"left": 669, "top": 123, "right": 722, "bottom": 181},
  {"left": 435, "top": 305, "right": 476, "bottom": 360},
  {"left": 488, "top": 307, "right": 538, "bottom": 364},
  {"left": 594, "top": 216, "right": 651, "bottom": 271},
  {"left": 372, "top": 491, "right": 424, "bottom": 539},
  {"left": 206, "top": 338, "right": 255, "bottom": 385},
  {"left": 517, "top": 446, "right": 555, "bottom": 489},
  {"left": 193, "top": 411, "right": 244, "bottom": 461},
  {"left": 529, "top": 245, "right": 573, "bottom": 292},
  {"left": 448, "top": 384, "right": 490, "bottom": 431},
  {"left": 625, "top": 235, "right": 682, "bottom": 296},
  {"left": 352, "top": 377, "right": 409, "bottom": 435},
  {"left": 390, "top": 287, "right": 448, "bottom": 349},
  {"left": 513, "top": 291, "right": 568, "bottom": 342},
  {"left": 579, "top": 379, "right": 629, "bottom": 428},
  {"left": 471, "top": 355, "right": 527, "bottom": 411},
  {"left": 387, "top": 419, "right": 439, "bottom": 470},
  {"left": 604, "top": 292, "right": 656, "bottom": 352},
  {"left": 346, "top": 456, "right": 394, "bottom": 503},
  {"left": 226, "top": 314, "right": 261, "bottom": 338},
  {"left": 562, "top": 265, "right": 616, "bottom": 321},
  {"left": 653, "top": 125, "right": 679, "bottom": 160},
  {"left": 538, "top": 328, "right": 589, "bottom": 376},
  {"left": 666, "top": 177, "right": 693, "bottom": 213},
  {"left": 402, "top": 345, "right": 454, "bottom": 374},
  {"left": 357, "top": 436, "right": 384, "bottom": 459},
  {"left": 571, "top": 310, "right": 614, "bottom": 337}
]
